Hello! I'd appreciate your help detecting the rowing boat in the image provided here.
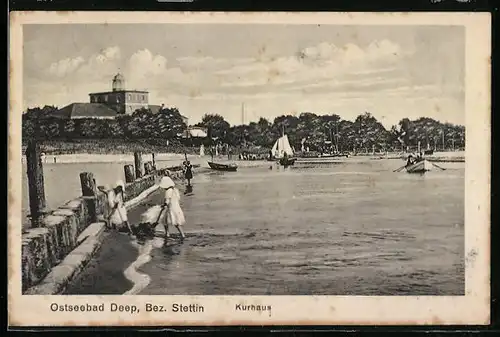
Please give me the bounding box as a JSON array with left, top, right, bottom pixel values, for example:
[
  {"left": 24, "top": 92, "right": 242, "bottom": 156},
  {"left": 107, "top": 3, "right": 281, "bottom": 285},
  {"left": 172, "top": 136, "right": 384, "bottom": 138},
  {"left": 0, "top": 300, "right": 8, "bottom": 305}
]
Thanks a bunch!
[
  {"left": 207, "top": 161, "right": 238, "bottom": 172},
  {"left": 279, "top": 157, "right": 297, "bottom": 166},
  {"left": 406, "top": 159, "right": 432, "bottom": 174}
]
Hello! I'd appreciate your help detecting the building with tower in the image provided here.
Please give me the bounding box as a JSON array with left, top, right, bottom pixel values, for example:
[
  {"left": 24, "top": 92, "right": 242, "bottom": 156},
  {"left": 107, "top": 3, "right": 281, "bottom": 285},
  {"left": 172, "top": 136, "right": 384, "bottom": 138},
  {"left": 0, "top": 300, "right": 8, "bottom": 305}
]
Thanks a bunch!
[
  {"left": 88, "top": 73, "right": 150, "bottom": 114},
  {"left": 52, "top": 73, "right": 187, "bottom": 121}
]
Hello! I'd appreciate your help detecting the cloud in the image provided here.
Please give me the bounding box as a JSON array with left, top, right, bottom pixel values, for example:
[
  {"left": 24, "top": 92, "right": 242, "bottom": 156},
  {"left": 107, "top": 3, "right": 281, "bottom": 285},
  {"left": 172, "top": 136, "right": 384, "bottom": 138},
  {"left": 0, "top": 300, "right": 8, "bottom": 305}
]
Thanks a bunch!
[
  {"left": 128, "top": 49, "right": 168, "bottom": 77},
  {"left": 212, "top": 39, "right": 408, "bottom": 90},
  {"left": 48, "top": 56, "right": 85, "bottom": 77},
  {"left": 47, "top": 46, "right": 122, "bottom": 78},
  {"left": 27, "top": 38, "right": 463, "bottom": 128}
]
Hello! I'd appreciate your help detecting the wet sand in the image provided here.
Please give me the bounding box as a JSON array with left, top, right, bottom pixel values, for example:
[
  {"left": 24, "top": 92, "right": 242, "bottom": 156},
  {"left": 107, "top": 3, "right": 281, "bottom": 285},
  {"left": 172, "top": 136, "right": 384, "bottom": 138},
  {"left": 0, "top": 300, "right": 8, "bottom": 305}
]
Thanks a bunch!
[
  {"left": 62, "top": 196, "right": 160, "bottom": 295},
  {"left": 62, "top": 231, "right": 138, "bottom": 295}
]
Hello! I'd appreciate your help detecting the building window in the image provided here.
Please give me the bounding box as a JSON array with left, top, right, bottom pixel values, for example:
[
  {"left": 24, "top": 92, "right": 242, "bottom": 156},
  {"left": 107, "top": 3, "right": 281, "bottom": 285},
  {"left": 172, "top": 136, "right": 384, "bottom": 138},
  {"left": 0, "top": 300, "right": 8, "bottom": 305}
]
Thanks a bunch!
[
  {"left": 104, "top": 95, "right": 108, "bottom": 102},
  {"left": 128, "top": 94, "right": 131, "bottom": 100}
]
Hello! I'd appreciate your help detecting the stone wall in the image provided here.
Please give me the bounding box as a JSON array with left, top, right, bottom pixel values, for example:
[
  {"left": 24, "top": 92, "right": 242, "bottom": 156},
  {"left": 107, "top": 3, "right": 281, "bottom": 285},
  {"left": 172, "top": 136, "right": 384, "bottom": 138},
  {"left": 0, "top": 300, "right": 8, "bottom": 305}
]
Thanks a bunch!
[
  {"left": 21, "top": 164, "right": 203, "bottom": 293},
  {"left": 22, "top": 198, "right": 94, "bottom": 292}
]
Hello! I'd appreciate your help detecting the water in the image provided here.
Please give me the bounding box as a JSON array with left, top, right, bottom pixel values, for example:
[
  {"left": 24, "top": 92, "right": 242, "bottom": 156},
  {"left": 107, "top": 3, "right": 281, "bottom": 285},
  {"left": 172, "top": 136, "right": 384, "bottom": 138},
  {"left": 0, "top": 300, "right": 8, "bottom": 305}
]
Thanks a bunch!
[
  {"left": 21, "top": 157, "right": 464, "bottom": 295},
  {"left": 136, "top": 159, "right": 464, "bottom": 295}
]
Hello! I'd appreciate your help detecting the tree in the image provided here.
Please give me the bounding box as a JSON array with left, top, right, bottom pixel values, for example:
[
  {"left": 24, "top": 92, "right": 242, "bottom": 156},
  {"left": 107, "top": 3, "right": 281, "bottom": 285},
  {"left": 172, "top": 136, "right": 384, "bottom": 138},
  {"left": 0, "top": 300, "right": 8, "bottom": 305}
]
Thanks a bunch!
[
  {"left": 154, "top": 107, "right": 187, "bottom": 139},
  {"left": 104, "top": 120, "right": 123, "bottom": 138},
  {"left": 22, "top": 118, "right": 36, "bottom": 141},
  {"left": 128, "top": 108, "right": 154, "bottom": 139},
  {"left": 39, "top": 118, "right": 61, "bottom": 139},
  {"left": 79, "top": 119, "right": 100, "bottom": 138},
  {"left": 62, "top": 120, "right": 77, "bottom": 139},
  {"left": 20, "top": 104, "right": 465, "bottom": 154},
  {"left": 200, "top": 114, "right": 230, "bottom": 141}
]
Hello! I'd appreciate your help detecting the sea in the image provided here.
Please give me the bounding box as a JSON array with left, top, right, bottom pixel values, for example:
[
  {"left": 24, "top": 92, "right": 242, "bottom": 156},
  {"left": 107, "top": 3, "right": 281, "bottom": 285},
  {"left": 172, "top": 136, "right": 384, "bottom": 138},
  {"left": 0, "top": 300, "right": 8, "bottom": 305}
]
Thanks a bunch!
[
  {"left": 20, "top": 156, "right": 464, "bottom": 295},
  {"left": 139, "top": 158, "right": 464, "bottom": 295}
]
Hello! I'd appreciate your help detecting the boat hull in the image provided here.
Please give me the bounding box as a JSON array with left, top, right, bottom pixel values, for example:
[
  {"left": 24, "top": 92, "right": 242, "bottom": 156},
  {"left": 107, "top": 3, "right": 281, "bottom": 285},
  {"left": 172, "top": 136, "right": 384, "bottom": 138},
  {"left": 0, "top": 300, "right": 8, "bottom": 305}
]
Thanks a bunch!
[
  {"left": 279, "top": 157, "right": 297, "bottom": 166},
  {"left": 207, "top": 161, "right": 238, "bottom": 172},
  {"left": 406, "top": 160, "right": 432, "bottom": 173}
]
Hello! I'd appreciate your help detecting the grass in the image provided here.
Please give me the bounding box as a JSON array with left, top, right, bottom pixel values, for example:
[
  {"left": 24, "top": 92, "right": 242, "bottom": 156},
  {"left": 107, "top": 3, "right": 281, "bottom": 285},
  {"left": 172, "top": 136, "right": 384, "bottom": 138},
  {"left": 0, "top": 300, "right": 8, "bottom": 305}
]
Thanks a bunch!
[
  {"left": 22, "top": 139, "right": 201, "bottom": 155},
  {"left": 22, "top": 138, "right": 274, "bottom": 156}
]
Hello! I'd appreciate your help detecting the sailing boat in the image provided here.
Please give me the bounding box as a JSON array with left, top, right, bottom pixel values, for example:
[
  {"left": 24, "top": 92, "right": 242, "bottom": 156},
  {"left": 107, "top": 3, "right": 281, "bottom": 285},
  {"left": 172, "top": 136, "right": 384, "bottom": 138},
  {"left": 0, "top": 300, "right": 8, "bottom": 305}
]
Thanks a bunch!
[{"left": 271, "top": 127, "right": 296, "bottom": 166}]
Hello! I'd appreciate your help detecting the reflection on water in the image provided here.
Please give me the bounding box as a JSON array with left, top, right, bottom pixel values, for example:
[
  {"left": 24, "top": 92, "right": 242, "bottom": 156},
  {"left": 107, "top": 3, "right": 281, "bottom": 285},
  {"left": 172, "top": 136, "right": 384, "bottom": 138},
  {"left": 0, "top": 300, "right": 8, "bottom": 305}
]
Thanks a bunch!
[{"left": 135, "top": 160, "right": 464, "bottom": 295}]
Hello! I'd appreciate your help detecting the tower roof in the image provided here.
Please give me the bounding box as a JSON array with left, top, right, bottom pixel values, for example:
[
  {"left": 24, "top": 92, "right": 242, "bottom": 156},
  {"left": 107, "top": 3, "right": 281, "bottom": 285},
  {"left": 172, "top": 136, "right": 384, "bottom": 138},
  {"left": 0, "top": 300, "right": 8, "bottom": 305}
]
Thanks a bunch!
[{"left": 113, "top": 73, "right": 125, "bottom": 81}]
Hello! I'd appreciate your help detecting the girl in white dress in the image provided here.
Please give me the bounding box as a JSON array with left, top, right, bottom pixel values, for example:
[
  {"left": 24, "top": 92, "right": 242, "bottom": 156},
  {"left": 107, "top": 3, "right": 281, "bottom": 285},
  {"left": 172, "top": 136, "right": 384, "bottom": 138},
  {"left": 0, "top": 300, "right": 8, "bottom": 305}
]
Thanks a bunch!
[
  {"left": 108, "top": 180, "right": 134, "bottom": 236},
  {"left": 159, "top": 176, "right": 186, "bottom": 241}
]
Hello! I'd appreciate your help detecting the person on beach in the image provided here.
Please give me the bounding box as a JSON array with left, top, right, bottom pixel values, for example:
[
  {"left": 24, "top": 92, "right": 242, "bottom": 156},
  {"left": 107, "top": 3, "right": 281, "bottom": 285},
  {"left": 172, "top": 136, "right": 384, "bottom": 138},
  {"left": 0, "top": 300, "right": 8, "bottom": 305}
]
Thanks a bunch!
[
  {"left": 159, "top": 176, "right": 186, "bottom": 241},
  {"left": 183, "top": 160, "right": 193, "bottom": 187},
  {"left": 108, "top": 180, "right": 135, "bottom": 237}
]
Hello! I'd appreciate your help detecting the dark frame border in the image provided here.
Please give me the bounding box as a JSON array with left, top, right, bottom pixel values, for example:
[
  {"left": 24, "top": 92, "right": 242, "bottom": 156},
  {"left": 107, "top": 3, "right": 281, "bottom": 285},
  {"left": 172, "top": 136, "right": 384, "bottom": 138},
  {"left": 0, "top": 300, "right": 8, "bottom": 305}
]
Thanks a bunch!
[{"left": 6, "top": 0, "right": 497, "bottom": 334}]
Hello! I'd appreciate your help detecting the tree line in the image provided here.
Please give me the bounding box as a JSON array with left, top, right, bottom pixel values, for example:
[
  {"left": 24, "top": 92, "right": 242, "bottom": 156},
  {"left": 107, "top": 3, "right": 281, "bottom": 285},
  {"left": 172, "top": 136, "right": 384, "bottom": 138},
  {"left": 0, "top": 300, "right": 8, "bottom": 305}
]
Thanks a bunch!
[{"left": 22, "top": 105, "right": 465, "bottom": 153}]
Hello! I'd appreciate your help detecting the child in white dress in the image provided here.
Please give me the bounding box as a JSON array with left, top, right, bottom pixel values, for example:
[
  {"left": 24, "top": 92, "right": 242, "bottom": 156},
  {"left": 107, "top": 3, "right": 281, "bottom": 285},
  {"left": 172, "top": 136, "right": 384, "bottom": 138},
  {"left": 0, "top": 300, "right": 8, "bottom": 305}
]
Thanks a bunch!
[
  {"left": 159, "top": 176, "right": 186, "bottom": 241},
  {"left": 108, "top": 180, "right": 134, "bottom": 236}
]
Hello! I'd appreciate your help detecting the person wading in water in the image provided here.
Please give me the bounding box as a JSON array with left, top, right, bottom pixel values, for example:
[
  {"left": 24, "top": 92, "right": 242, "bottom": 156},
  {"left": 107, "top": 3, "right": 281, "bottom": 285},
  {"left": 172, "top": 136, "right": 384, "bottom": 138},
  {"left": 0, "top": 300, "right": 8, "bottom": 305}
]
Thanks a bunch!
[{"left": 158, "top": 176, "right": 186, "bottom": 241}]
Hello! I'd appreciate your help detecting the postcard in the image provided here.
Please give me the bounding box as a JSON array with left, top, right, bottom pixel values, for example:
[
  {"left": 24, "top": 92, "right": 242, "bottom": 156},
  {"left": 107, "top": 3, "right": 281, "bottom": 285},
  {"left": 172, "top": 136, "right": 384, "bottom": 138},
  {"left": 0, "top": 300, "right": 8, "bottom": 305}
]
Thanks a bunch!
[{"left": 8, "top": 11, "right": 491, "bottom": 326}]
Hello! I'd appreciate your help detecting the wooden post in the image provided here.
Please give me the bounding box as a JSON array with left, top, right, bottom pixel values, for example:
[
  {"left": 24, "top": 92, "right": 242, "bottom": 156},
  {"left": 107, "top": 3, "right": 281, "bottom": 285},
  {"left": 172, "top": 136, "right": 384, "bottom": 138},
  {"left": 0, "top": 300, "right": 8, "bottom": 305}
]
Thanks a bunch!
[
  {"left": 79, "top": 172, "right": 97, "bottom": 197},
  {"left": 151, "top": 153, "right": 156, "bottom": 170},
  {"left": 79, "top": 172, "right": 98, "bottom": 222},
  {"left": 25, "top": 140, "right": 47, "bottom": 227},
  {"left": 124, "top": 164, "right": 135, "bottom": 183},
  {"left": 134, "top": 152, "right": 143, "bottom": 179}
]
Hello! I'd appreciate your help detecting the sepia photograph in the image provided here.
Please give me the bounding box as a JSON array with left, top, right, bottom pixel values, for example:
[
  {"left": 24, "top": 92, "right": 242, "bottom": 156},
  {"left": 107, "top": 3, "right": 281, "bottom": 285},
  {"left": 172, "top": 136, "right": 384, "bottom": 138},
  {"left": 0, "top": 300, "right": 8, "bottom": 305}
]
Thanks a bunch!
[{"left": 8, "top": 12, "right": 490, "bottom": 326}]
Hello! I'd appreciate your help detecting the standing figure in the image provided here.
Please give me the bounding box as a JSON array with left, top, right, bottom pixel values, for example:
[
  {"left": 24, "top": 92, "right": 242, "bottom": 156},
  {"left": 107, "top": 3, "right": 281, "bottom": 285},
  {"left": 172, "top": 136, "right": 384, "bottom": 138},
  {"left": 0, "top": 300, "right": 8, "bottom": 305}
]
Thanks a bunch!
[
  {"left": 183, "top": 160, "right": 193, "bottom": 187},
  {"left": 159, "top": 176, "right": 186, "bottom": 241},
  {"left": 108, "top": 180, "right": 134, "bottom": 237}
]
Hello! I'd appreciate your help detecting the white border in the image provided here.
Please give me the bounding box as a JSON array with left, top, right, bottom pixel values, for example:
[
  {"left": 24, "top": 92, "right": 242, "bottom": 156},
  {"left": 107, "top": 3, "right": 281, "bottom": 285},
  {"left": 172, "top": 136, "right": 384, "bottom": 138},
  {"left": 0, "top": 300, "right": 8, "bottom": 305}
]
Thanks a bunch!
[{"left": 8, "top": 12, "right": 491, "bottom": 326}]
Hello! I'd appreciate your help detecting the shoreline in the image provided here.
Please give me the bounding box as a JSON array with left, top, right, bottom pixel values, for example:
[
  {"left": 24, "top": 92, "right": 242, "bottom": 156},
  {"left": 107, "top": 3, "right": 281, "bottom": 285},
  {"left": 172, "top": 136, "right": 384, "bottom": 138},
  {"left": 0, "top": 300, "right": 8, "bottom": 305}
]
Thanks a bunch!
[
  {"left": 21, "top": 152, "right": 199, "bottom": 164},
  {"left": 21, "top": 151, "right": 466, "bottom": 164}
]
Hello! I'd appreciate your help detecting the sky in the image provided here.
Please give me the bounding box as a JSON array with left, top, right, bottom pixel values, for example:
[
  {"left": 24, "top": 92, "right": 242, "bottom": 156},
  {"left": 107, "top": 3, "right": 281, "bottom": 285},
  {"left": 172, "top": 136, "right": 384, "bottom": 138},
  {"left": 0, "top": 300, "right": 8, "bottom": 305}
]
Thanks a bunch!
[{"left": 23, "top": 24, "right": 465, "bottom": 128}]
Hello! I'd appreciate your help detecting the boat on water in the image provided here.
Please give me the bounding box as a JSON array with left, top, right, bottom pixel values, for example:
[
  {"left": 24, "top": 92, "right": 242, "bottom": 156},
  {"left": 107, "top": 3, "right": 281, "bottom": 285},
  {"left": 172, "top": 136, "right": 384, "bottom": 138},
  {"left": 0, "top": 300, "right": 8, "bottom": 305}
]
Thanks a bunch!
[
  {"left": 271, "top": 132, "right": 296, "bottom": 166},
  {"left": 207, "top": 161, "right": 238, "bottom": 172},
  {"left": 317, "top": 152, "right": 349, "bottom": 158},
  {"left": 279, "top": 156, "right": 297, "bottom": 166},
  {"left": 406, "top": 159, "right": 433, "bottom": 174}
]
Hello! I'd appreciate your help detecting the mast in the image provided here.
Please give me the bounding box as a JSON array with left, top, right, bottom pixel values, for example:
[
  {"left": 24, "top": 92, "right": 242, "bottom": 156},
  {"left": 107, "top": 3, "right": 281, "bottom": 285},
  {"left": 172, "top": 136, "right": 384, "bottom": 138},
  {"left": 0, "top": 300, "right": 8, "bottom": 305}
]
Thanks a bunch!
[
  {"left": 241, "top": 103, "right": 245, "bottom": 147},
  {"left": 335, "top": 122, "right": 339, "bottom": 152},
  {"left": 241, "top": 102, "right": 245, "bottom": 125},
  {"left": 330, "top": 125, "right": 334, "bottom": 152}
]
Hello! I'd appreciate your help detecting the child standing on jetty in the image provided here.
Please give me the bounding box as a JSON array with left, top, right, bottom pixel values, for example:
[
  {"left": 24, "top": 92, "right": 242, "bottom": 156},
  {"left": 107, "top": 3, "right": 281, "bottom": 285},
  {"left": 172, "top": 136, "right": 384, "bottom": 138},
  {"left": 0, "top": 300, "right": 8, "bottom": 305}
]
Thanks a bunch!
[{"left": 159, "top": 176, "right": 186, "bottom": 241}]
